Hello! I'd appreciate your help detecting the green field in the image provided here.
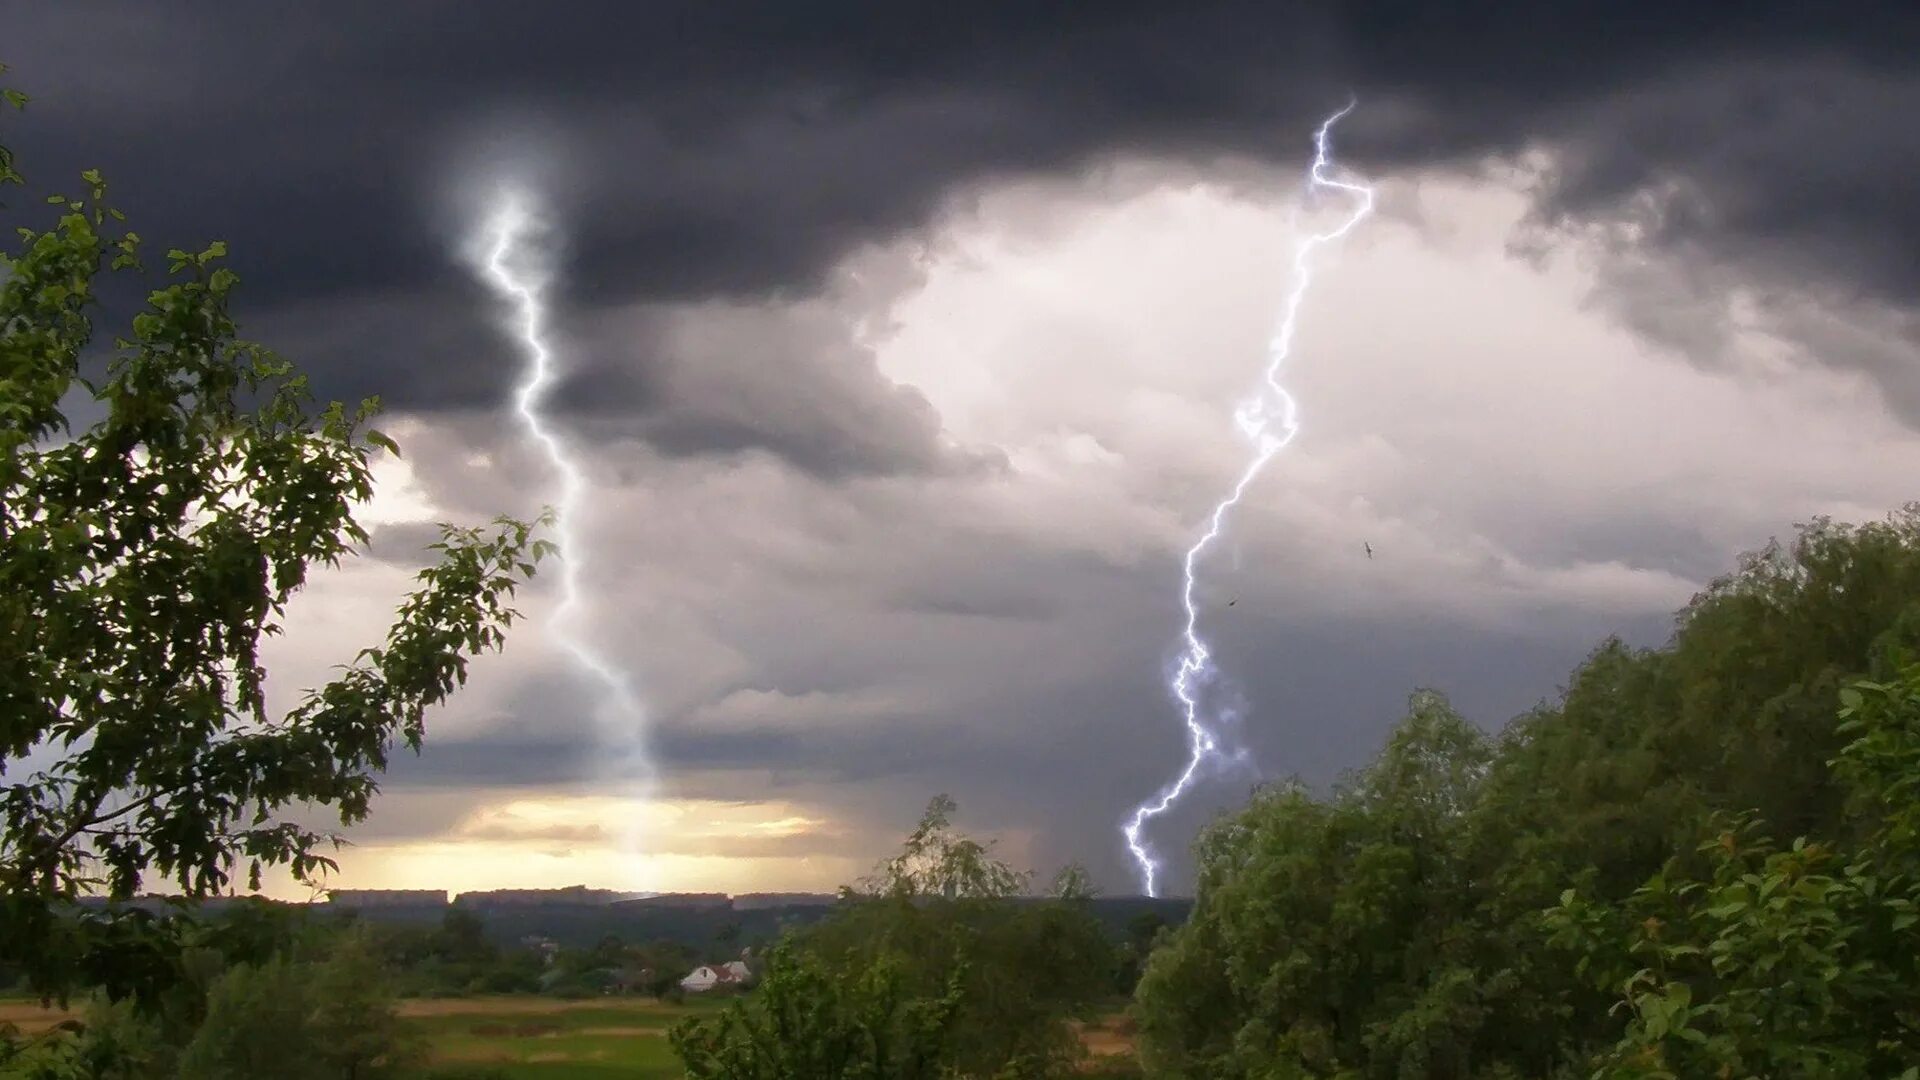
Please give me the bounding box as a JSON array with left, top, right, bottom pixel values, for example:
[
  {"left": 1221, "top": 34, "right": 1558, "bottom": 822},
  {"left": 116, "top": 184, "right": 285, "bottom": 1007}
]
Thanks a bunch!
[
  {"left": 403, "top": 996, "right": 727, "bottom": 1079},
  {"left": 4, "top": 993, "right": 1138, "bottom": 1077}
]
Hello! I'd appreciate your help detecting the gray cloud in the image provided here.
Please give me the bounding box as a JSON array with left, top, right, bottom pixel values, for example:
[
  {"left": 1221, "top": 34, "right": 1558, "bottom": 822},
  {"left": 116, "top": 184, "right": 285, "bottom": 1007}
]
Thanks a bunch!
[
  {"left": 17, "top": 5, "right": 1920, "bottom": 895},
  {"left": 566, "top": 301, "right": 994, "bottom": 479},
  {"left": 305, "top": 166, "right": 1920, "bottom": 891},
  {"left": 8, "top": 4, "right": 1920, "bottom": 451},
  {"left": 1513, "top": 59, "right": 1920, "bottom": 421}
]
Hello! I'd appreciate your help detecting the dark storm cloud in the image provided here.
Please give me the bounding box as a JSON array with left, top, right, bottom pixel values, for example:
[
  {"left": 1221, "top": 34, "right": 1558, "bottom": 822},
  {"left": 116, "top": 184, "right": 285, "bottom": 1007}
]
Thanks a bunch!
[
  {"left": 563, "top": 302, "right": 991, "bottom": 479},
  {"left": 1516, "top": 57, "right": 1920, "bottom": 422},
  {"left": 375, "top": 604, "right": 1655, "bottom": 886},
  {"left": 394, "top": 709, "right": 989, "bottom": 794},
  {"left": 8, "top": 1, "right": 1920, "bottom": 450},
  {"left": 12, "top": 2, "right": 1920, "bottom": 894},
  {"left": 1530, "top": 60, "right": 1920, "bottom": 301},
  {"left": 364, "top": 522, "right": 449, "bottom": 567}
]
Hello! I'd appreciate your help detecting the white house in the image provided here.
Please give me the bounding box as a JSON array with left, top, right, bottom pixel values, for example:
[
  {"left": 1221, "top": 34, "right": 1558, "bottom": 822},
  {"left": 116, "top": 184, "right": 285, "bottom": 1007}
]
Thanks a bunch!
[{"left": 679, "top": 959, "right": 754, "bottom": 992}]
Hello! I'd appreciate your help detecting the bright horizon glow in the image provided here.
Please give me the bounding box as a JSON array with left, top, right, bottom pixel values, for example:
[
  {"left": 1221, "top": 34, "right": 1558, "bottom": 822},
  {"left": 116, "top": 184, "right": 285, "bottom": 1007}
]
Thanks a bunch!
[
  {"left": 1121, "top": 102, "right": 1376, "bottom": 897},
  {"left": 222, "top": 796, "right": 864, "bottom": 901}
]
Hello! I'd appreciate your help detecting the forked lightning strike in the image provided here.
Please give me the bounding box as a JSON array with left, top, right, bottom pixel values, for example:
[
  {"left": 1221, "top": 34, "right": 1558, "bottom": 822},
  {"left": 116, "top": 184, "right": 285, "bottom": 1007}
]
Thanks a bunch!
[
  {"left": 1122, "top": 103, "right": 1374, "bottom": 897},
  {"left": 476, "top": 192, "right": 650, "bottom": 777}
]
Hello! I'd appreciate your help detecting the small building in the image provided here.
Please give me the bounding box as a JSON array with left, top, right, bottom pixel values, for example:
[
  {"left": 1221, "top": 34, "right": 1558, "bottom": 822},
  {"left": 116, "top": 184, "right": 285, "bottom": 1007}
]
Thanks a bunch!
[{"left": 679, "top": 960, "right": 753, "bottom": 993}]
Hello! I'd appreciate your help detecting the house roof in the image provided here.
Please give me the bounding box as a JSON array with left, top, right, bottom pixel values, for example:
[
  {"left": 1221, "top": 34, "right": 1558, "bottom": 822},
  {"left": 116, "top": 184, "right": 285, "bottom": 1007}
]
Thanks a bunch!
[{"left": 681, "top": 962, "right": 750, "bottom": 984}]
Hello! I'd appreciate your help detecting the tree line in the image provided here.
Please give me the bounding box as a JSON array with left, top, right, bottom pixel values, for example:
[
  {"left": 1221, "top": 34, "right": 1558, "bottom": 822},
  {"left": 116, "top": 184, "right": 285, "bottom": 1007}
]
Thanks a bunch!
[{"left": 1134, "top": 510, "right": 1920, "bottom": 1077}]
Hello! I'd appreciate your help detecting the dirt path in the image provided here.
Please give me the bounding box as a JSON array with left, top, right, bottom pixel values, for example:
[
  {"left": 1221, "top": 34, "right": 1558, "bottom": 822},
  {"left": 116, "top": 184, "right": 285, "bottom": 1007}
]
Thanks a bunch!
[{"left": 0, "top": 1000, "right": 78, "bottom": 1036}]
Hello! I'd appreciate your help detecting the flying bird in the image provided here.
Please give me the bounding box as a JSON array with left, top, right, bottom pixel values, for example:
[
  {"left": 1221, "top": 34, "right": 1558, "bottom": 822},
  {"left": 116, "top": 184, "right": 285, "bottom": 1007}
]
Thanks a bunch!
[{"left": 1364, "top": 542, "right": 1373, "bottom": 559}]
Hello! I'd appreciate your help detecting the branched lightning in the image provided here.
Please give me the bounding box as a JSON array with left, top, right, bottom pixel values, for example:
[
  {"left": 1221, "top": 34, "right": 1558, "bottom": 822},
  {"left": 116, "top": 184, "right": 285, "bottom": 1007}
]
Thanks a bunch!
[
  {"left": 1122, "top": 103, "right": 1374, "bottom": 897},
  {"left": 473, "top": 190, "right": 653, "bottom": 809}
]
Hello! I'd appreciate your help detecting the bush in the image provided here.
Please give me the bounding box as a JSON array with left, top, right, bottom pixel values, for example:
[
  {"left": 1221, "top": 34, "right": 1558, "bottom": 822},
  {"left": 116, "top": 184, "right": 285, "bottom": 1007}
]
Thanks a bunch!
[
  {"left": 671, "top": 940, "right": 966, "bottom": 1080},
  {"left": 175, "top": 932, "right": 421, "bottom": 1079},
  {"left": 671, "top": 798, "right": 1113, "bottom": 1078}
]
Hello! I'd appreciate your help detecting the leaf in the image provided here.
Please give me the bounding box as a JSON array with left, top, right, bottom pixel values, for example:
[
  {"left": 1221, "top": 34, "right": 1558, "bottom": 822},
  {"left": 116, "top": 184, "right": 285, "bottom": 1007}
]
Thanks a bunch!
[{"left": 363, "top": 429, "right": 400, "bottom": 456}]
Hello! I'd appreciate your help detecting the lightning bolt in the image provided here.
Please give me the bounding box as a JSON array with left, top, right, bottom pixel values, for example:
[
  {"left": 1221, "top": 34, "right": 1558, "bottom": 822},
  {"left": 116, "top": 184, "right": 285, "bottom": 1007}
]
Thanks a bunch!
[
  {"left": 472, "top": 189, "right": 655, "bottom": 857},
  {"left": 1122, "top": 102, "right": 1374, "bottom": 897}
]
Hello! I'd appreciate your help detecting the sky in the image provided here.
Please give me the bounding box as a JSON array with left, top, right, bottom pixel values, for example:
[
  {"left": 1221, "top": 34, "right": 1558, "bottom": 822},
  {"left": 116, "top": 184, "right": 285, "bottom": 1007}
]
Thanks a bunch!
[{"left": 7, "top": 2, "right": 1920, "bottom": 897}]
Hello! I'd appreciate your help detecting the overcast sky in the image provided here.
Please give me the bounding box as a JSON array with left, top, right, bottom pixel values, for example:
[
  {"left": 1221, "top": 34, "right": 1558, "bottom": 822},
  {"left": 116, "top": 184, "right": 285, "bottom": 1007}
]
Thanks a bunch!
[{"left": 7, "top": 2, "right": 1920, "bottom": 897}]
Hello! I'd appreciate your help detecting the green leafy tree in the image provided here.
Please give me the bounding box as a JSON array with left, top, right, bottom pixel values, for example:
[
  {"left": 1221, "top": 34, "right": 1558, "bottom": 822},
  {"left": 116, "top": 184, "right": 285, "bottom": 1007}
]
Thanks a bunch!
[
  {"left": 674, "top": 796, "right": 1116, "bottom": 1078},
  {"left": 1134, "top": 691, "right": 1499, "bottom": 1079},
  {"left": 435, "top": 906, "right": 493, "bottom": 967},
  {"left": 1128, "top": 507, "right": 1920, "bottom": 1076},
  {"left": 0, "top": 74, "right": 548, "bottom": 1005},
  {"left": 1133, "top": 510, "right": 1920, "bottom": 1078},
  {"left": 1111, "top": 910, "right": 1168, "bottom": 994},
  {"left": 820, "top": 797, "right": 1114, "bottom": 1075},
  {"left": 862, "top": 793, "right": 1030, "bottom": 901},
  {"left": 175, "top": 930, "right": 421, "bottom": 1080},
  {"left": 1550, "top": 665, "right": 1920, "bottom": 1079},
  {"left": 671, "top": 939, "right": 967, "bottom": 1080}
]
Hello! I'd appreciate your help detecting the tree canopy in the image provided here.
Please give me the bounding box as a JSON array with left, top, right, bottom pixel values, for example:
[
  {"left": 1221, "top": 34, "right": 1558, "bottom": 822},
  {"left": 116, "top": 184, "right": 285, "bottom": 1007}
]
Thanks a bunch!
[
  {"left": 1135, "top": 508, "right": 1920, "bottom": 1078},
  {"left": 0, "top": 67, "right": 548, "bottom": 1006},
  {"left": 673, "top": 796, "right": 1119, "bottom": 1078}
]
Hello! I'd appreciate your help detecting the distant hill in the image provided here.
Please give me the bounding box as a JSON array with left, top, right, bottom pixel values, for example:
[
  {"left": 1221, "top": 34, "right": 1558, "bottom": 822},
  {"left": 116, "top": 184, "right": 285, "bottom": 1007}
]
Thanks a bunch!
[
  {"left": 69, "top": 891, "right": 1193, "bottom": 950},
  {"left": 360, "top": 894, "right": 1194, "bottom": 950}
]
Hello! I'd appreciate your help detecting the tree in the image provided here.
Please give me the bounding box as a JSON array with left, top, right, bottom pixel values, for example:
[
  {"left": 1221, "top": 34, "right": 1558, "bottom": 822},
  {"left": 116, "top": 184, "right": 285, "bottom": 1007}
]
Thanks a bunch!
[
  {"left": 1548, "top": 664, "right": 1920, "bottom": 1078},
  {"left": 673, "top": 796, "right": 1117, "bottom": 1078},
  {"left": 1132, "top": 509, "right": 1920, "bottom": 1079},
  {"left": 861, "top": 793, "right": 1029, "bottom": 901},
  {"left": 821, "top": 796, "right": 1113, "bottom": 1074},
  {"left": 436, "top": 907, "right": 492, "bottom": 965},
  {"left": 1134, "top": 692, "right": 1499, "bottom": 1079},
  {"left": 174, "top": 931, "right": 421, "bottom": 1080},
  {"left": 1112, "top": 910, "right": 1168, "bottom": 994},
  {"left": 672, "top": 939, "right": 967, "bottom": 1080},
  {"left": 306, "top": 931, "right": 419, "bottom": 1079},
  {"left": 0, "top": 72, "right": 548, "bottom": 1004}
]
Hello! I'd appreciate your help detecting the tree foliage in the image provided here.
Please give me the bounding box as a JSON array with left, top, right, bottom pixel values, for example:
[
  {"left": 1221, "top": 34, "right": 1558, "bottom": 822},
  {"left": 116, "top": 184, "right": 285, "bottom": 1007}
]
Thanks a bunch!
[
  {"left": 0, "top": 71, "right": 547, "bottom": 1005},
  {"left": 1549, "top": 662, "right": 1920, "bottom": 1078},
  {"left": 1, "top": 925, "right": 418, "bottom": 1079},
  {"left": 673, "top": 796, "right": 1119, "bottom": 1078},
  {"left": 1135, "top": 692, "right": 1502, "bottom": 1078},
  {"left": 671, "top": 939, "right": 967, "bottom": 1080},
  {"left": 1134, "top": 510, "right": 1920, "bottom": 1078}
]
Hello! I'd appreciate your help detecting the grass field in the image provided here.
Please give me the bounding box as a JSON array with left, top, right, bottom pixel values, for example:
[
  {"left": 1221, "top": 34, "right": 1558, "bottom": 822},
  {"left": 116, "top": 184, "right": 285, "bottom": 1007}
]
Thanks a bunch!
[
  {"left": 405, "top": 997, "right": 1139, "bottom": 1078},
  {"left": 403, "top": 995, "right": 719, "bottom": 1079},
  {"left": 3, "top": 993, "right": 1138, "bottom": 1078},
  {"left": 0, "top": 994, "right": 708, "bottom": 1078}
]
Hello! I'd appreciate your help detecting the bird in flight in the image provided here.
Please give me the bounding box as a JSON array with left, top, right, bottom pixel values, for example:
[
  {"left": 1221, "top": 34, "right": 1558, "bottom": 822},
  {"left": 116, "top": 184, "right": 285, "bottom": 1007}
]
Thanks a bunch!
[{"left": 1364, "top": 541, "right": 1373, "bottom": 559}]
